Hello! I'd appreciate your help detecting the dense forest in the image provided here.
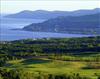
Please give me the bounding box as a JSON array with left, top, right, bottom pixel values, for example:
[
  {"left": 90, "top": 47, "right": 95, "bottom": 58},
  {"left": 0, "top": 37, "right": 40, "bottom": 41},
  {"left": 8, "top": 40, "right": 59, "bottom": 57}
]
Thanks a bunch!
[
  {"left": 0, "top": 36, "right": 100, "bottom": 79},
  {"left": 1, "top": 36, "right": 100, "bottom": 55}
]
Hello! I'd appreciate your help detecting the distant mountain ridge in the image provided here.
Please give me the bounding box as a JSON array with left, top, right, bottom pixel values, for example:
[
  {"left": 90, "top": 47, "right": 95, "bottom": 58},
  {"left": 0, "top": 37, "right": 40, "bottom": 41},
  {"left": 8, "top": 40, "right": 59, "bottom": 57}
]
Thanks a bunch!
[
  {"left": 5, "top": 8, "right": 100, "bottom": 19},
  {"left": 23, "top": 13, "right": 100, "bottom": 34}
]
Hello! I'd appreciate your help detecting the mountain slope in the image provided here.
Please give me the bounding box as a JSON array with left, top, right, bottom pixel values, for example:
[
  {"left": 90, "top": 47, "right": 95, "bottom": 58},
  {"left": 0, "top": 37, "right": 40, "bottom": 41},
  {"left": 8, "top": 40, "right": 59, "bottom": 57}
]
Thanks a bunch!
[
  {"left": 23, "top": 13, "right": 100, "bottom": 34},
  {"left": 5, "top": 8, "right": 100, "bottom": 19}
]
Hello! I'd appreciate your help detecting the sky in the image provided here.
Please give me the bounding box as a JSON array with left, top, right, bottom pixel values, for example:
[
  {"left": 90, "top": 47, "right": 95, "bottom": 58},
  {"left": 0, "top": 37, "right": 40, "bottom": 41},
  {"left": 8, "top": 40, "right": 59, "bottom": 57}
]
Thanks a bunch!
[{"left": 1, "top": 0, "right": 100, "bottom": 14}]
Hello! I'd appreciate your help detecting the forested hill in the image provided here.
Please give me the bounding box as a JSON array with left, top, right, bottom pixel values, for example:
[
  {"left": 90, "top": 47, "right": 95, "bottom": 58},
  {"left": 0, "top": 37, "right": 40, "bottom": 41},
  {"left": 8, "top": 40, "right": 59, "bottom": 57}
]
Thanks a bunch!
[{"left": 23, "top": 13, "right": 100, "bottom": 34}]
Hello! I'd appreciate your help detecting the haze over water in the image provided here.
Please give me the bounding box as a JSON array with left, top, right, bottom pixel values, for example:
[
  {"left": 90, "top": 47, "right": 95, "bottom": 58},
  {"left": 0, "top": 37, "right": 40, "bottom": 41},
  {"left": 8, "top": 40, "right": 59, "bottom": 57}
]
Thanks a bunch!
[
  {"left": 0, "top": 17, "right": 92, "bottom": 41},
  {"left": 1, "top": 0, "right": 99, "bottom": 41}
]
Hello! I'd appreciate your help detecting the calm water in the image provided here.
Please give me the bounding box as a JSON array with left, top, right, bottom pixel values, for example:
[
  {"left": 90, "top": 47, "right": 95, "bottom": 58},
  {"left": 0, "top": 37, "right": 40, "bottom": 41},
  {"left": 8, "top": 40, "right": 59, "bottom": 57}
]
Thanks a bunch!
[{"left": 0, "top": 18, "right": 92, "bottom": 41}]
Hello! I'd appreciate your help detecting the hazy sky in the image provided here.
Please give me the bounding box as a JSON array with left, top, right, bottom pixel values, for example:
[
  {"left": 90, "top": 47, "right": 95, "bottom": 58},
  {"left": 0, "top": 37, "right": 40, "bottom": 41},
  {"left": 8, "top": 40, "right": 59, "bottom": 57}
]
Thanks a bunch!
[{"left": 1, "top": 0, "right": 100, "bottom": 13}]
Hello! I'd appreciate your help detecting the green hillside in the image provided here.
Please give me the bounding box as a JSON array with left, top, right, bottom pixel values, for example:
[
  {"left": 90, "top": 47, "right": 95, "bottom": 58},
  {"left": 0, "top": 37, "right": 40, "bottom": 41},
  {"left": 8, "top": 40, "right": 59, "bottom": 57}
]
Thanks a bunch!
[{"left": 0, "top": 36, "right": 100, "bottom": 79}]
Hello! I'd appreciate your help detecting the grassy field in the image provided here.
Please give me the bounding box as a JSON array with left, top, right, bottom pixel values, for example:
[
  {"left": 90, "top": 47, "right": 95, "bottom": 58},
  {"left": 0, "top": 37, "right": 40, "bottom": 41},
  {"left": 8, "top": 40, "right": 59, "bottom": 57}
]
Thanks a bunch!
[{"left": 2, "top": 57, "right": 100, "bottom": 79}]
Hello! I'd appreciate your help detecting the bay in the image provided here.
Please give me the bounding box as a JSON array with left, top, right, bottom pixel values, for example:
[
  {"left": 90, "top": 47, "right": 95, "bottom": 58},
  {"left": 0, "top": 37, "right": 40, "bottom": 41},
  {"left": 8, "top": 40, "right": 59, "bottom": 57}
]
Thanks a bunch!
[{"left": 0, "top": 18, "right": 92, "bottom": 41}]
